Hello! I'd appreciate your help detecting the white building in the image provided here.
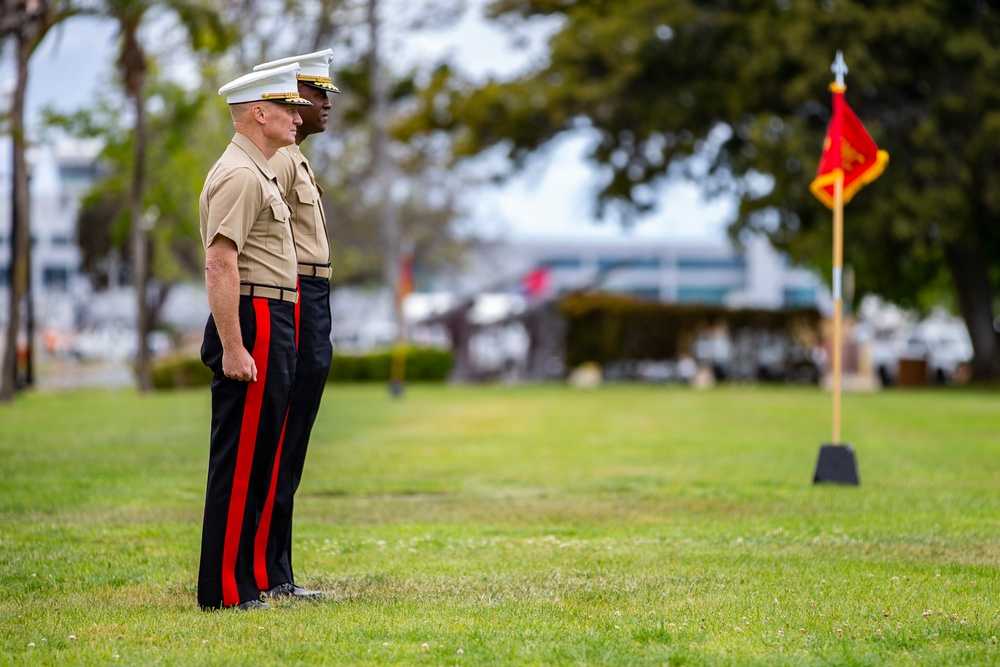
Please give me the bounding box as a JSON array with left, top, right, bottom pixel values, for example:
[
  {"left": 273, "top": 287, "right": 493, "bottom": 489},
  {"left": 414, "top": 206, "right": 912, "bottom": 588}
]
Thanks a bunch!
[{"left": 0, "top": 137, "right": 101, "bottom": 331}]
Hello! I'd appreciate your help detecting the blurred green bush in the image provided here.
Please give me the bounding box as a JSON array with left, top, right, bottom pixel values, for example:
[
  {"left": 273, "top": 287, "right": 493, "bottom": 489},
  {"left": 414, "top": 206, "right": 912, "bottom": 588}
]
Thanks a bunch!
[
  {"left": 327, "top": 348, "right": 452, "bottom": 383},
  {"left": 151, "top": 354, "right": 214, "bottom": 390}
]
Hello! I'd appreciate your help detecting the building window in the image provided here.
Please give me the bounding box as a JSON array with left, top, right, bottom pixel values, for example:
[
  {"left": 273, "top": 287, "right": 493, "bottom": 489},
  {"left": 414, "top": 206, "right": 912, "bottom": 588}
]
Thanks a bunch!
[
  {"left": 783, "top": 287, "right": 817, "bottom": 307},
  {"left": 677, "top": 286, "right": 730, "bottom": 305},
  {"left": 43, "top": 266, "right": 70, "bottom": 290},
  {"left": 51, "top": 234, "right": 73, "bottom": 246},
  {"left": 598, "top": 256, "right": 661, "bottom": 272},
  {"left": 538, "top": 257, "right": 582, "bottom": 270},
  {"left": 677, "top": 256, "right": 746, "bottom": 270},
  {"left": 58, "top": 164, "right": 100, "bottom": 188}
]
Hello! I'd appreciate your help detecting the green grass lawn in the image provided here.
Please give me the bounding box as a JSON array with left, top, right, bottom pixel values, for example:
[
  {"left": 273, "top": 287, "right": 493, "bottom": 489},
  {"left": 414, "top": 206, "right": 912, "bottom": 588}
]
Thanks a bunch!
[{"left": 1, "top": 383, "right": 998, "bottom": 666}]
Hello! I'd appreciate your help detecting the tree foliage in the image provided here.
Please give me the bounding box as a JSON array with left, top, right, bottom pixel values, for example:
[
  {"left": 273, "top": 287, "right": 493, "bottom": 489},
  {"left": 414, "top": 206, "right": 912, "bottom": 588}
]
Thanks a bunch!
[
  {"left": 400, "top": 0, "right": 1000, "bottom": 380},
  {"left": 49, "top": 76, "right": 233, "bottom": 318}
]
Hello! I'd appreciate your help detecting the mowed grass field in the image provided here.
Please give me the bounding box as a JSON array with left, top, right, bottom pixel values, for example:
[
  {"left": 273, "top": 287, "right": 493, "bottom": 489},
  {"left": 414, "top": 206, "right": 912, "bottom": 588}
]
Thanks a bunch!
[{"left": 1, "top": 383, "right": 999, "bottom": 666}]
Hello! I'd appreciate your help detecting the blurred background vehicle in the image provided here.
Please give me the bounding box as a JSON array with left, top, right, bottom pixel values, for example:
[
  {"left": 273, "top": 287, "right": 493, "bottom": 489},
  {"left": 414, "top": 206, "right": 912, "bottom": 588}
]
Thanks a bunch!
[{"left": 871, "top": 314, "right": 972, "bottom": 387}]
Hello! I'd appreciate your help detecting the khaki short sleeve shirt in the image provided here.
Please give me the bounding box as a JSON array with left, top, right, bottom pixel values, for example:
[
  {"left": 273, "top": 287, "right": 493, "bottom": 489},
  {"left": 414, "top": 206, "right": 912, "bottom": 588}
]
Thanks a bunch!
[
  {"left": 200, "top": 133, "right": 298, "bottom": 289},
  {"left": 271, "top": 145, "right": 331, "bottom": 268}
]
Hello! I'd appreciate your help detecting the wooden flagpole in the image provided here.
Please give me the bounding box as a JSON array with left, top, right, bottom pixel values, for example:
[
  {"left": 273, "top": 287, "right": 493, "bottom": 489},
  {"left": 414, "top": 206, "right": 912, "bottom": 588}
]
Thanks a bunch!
[
  {"left": 830, "top": 50, "right": 848, "bottom": 446},
  {"left": 832, "top": 172, "right": 844, "bottom": 444}
]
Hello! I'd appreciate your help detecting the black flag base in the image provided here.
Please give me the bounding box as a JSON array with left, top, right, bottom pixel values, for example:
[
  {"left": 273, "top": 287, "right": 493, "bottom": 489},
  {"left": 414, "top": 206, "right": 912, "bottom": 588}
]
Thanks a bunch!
[{"left": 813, "top": 443, "right": 860, "bottom": 485}]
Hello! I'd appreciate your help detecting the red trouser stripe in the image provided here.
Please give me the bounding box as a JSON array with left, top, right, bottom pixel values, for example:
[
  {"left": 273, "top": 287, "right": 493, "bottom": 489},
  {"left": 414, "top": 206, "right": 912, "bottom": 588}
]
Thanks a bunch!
[
  {"left": 220, "top": 298, "right": 271, "bottom": 607},
  {"left": 254, "top": 412, "right": 287, "bottom": 591}
]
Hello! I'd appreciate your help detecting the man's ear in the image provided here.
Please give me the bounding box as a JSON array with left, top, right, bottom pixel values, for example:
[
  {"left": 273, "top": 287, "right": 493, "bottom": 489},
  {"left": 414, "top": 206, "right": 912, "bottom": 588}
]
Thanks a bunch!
[{"left": 252, "top": 103, "right": 267, "bottom": 125}]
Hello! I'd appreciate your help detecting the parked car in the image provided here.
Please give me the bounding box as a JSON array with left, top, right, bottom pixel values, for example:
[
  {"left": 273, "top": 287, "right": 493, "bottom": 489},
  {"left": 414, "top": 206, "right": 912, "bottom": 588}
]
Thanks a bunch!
[{"left": 873, "top": 318, "right": 972, "bottom": 386}]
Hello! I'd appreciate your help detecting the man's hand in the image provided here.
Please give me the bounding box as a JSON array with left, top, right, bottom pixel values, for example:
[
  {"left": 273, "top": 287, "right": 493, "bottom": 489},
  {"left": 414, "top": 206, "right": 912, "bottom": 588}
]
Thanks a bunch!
[{"left": 222, "top": 347, "right": 257, "bottom": 382}]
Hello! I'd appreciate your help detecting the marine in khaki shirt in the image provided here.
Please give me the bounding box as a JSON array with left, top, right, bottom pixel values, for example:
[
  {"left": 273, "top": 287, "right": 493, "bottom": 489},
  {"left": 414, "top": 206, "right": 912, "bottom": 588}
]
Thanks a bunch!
[{"left": 270, "top": 143, "right": 331, "bottom": 270}]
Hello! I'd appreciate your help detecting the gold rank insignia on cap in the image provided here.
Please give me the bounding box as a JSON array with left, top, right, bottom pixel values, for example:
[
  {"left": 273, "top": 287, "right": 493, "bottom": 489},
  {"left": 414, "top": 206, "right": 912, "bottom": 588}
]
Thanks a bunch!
[
  {"left": 218, "top": 62, "right": 314, "bottom": 106},
  {"left": 254, "top": 49, "right": 341, "bottom": 94}
]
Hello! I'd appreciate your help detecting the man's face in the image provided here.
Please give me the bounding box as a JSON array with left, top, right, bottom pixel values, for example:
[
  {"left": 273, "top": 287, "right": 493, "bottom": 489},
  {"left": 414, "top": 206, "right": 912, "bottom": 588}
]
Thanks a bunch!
[
  {"left": 262, "top": 101, "right": 303, "bottom": 147},
  {"left": 296, "top": 82, "right": 332, "bottom": 137}
]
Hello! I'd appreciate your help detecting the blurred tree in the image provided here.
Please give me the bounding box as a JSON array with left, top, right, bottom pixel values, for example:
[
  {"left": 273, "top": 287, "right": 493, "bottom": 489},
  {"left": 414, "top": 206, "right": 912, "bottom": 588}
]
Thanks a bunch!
[
  {"left": 321, "top": 38, "right": 477, "bottom": 293},
  {"left": 84, "top": 0, "right": 229, "bottom": 391},
  {"left": 398, "top": 0, "right": 1000, "bottom": 381},
  {"left": 1, "top": 0, "right": 83, "bottom": 401}
]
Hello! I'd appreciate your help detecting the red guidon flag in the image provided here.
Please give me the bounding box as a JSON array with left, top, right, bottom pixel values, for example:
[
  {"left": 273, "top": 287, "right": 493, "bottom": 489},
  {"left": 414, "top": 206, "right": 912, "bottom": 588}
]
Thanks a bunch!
[
  {"left": 521, "top": 267, "right": 551, "bottom": 300},
  {"left": 810, "top": 85, "right": 889, "bottom": 209},
  {"left": 397, "top": 251, "right": 413, "bottom": 304}
]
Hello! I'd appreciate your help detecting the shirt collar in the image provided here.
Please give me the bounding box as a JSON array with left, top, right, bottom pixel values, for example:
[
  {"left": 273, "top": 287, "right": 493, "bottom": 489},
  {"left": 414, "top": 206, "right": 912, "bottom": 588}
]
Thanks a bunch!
[{"left": 231, "top": 132, "right": 277, "bottom": 181}]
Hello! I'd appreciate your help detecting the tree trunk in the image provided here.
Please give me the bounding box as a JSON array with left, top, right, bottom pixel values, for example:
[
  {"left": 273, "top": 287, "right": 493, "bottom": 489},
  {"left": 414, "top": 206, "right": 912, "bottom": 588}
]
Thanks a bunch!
[
  {"left": 524, "top": 303, "right": 567, "bottom": 380},
  {"left": 1, "top": 32, "right": 33, "bottom": 402},
  {"left": 368, "top": 0, "right": 404, "bottom": 395},
  {"left": 943, "top": 241, "right": 1000, "bottom": 383},
  {"left": 128, "top": 64, "right": 152, "bottom": 392},
  {"left": 444, "top": 307, "right": 475, "bottom": 382},
  {"left": 148, "top": 281, "right": 171, "bottom": 334}
]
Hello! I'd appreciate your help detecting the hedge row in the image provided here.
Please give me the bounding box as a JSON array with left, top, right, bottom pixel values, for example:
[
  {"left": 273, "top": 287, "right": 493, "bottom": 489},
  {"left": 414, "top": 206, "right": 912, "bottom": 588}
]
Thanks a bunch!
[
  {"left": 559, "top": 293, "right": 821, "bottom": 367},
  {"left": 327, "top": 348, "right": 452, "bottom": 382},
  {"left": 151, "top": 347, "right": 453, "bottom": 389},
  {"left": 151, "top": 355, "right": 214, "bottom": 390}
]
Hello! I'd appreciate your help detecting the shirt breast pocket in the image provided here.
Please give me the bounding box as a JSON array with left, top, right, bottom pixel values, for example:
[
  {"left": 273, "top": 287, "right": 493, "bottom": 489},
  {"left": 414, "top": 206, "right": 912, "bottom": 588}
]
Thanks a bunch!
[
  {"left": 294, "top": 183, "right": 319, "bottom": 237},
  {"left": 266, "top": 200, "right": 292, "bottom": 254}
]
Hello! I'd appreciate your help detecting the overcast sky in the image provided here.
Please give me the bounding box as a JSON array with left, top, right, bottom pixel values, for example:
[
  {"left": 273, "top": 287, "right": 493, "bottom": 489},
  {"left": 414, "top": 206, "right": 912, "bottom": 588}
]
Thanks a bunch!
[{"left": 4, "top": 1, "right": 731, "bottom": 244}]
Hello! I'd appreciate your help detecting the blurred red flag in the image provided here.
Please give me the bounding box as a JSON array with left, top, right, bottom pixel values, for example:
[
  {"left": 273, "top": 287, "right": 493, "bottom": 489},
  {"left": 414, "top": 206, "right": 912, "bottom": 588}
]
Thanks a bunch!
[
  {"left": 397, "top": 251, "right": 413, "bottom": 304},
  {"left": 810, "top": 86, "right": 889, "bottom": 210},
  {"left": 522, "top": 267, "right": 550, "bottom": 299}
]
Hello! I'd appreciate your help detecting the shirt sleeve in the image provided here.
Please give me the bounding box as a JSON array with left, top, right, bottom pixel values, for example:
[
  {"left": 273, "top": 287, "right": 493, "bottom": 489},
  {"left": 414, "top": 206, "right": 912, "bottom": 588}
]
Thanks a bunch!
[{"left": 203, "top": 165, "right": 263, "bottom": 253}]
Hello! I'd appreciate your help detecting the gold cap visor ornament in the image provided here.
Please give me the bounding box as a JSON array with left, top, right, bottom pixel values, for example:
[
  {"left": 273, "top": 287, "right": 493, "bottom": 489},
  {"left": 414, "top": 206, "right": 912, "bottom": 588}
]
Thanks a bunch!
[
  {"left": 297, "top": 74, "right": 340, "bottom": 94},
  {"left": 218, "top": 62, "right": 315, "bottom": 106},
  {"left": 254, "top": 48, "right": 341, "bottom": 94},
  {"left": 260, "top": 91, "right": 314, "bottom": 105}
]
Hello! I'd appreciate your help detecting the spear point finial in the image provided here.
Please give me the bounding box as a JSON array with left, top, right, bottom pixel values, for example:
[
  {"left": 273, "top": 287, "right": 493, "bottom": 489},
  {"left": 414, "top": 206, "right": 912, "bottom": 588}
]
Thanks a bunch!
[{"left": 832, "top": 50, "right": 848, "bottom": 87}]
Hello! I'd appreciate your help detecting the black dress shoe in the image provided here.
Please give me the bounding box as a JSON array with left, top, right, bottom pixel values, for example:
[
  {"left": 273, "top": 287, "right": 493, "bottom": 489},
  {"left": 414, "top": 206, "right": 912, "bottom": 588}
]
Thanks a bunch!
[
  {"left": 262, "top": 582, "right": 328, "bottom": 599},
  {"left": 235, "top": 599, "right": 271, "bottom": 611}
]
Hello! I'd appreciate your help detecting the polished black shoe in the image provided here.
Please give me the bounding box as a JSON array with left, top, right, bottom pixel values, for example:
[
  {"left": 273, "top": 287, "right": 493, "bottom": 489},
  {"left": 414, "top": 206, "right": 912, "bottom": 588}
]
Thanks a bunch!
[
  {"left": 263, "top": 582, "right": 328, "bottom": 599},
  {"left": 235, "top": 599, "right": 271, "bottom": 611}
]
